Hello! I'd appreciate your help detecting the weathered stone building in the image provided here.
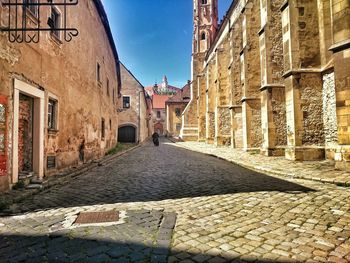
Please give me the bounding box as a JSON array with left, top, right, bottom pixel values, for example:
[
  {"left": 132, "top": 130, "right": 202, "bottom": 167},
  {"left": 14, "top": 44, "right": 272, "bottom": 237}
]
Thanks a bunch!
[
  {"left": 118, "top": 62, "right": 150, "bottom": 143},
  {"left": 182, "top": 0, "right": 350, "bottom": 170},
  {"left": 166, "top": 82, "right": 191, "bottom": 137},
  {"left": 0, "top": 0, "right": 121, "bottom": 191}
]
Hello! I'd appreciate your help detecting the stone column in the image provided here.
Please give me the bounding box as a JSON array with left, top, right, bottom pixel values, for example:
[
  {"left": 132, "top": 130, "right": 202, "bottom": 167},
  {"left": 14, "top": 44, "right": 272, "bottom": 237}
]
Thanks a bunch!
[
  {"left": 259, "top": 0, "right": 286, "bottom": 156},
  {"left": 240, "top": 0, "right": 262, "bottom": 151},
  {"left": 281, "top": 1, "right": 325, "bottom": 161},
  {"left": 329, "top": 0, "right": 350, "bottom": 170},
  {"left": 206, "top": 60, "right": 216, "bottom": 144},
  {"left": 197, "top": 74, "right": 207, "bottom": 141},
  {"left": 228, "top": 19, "right": 244, "bottom": 149},
  {"left": 214, "top": 38, "right": 231, "bottom": 146}
]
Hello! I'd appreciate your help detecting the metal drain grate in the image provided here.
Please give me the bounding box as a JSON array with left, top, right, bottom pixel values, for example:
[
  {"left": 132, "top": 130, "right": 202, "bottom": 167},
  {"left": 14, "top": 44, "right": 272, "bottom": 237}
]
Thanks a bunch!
[{"left": 74, "top": 211, "right": 119, "bottom": 224}]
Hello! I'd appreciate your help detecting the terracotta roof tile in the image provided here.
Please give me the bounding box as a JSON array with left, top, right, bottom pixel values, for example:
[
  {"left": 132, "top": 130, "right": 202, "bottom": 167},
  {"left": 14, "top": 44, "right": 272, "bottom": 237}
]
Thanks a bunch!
[{"left": 152, "top": 95, "right": 171, "bottom": 109}]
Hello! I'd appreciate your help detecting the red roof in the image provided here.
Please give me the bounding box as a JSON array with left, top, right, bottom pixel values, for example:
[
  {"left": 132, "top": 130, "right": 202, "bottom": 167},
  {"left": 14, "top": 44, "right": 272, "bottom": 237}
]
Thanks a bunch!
[{"left": 152, "top": 95, "right": 171, "bottom": 109}]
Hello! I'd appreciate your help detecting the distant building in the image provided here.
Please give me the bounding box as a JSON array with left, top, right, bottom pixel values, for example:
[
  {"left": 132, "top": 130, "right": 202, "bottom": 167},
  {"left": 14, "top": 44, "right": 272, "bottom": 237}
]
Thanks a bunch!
[
  {"left": 166, "top": 82, "right": 191, "bottom": 137},
  {"left": 145, "top": 76, "right": 179, "bottom": 96},
  {"left": 145, "top": 76, "right": 180, "bottom": 135},
  {"left": 118, "top": 63, "right": 150, "bottom": 143}
]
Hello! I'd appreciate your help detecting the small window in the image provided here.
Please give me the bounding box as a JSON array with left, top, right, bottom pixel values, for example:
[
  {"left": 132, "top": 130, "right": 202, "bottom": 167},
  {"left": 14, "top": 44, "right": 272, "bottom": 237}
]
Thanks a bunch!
[
  {"left": 97, "top": 63, "right": 101, "bottom": 83},
  {"left": 24, "top": 0, "right": 38, "bottom": 17},
  {"left": 202, "top": 0, "right": 207, "bottom": 4},
  {"left": 123, "top": 96, "right": 130, "bottom": 108},
  {"left": 110, "top": 119, "right": 112, "bottom": 130},
  {"left": 49, "top": 7, "right": 61, "bottom": 38},
  {"left": 157, "top": 111, "right": 161, "bottom": 118},
  {"left": 101, "top": 118, "right": 105, "bottom": 140},
  {"left": 113, "top": 89, "right": 115, "bottom": 104},
  {"left": 48, "top": 99, "right": 57, "bottom": 130},
  {"left": 175, "top": 108, "right": 181, "bottom": 117},
  {"left": 107, "top": 78, "right": 110, "bottom": 97},
  {"left": 201, "top": 32, "right": 206, "bottom": 40}
]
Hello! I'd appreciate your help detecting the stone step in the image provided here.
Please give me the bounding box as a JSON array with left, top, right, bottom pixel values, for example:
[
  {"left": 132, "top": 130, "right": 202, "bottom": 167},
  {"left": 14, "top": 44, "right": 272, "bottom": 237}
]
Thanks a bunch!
[
  {"left": 181, "top": 134, "right": 198, "bottom": 141},
  {"left": 30, "top": 177, "right": 43, "bottom": 184},
  {"left": 18, "top": 171, "right": 34, "bottom": 180},
  {"left": 181, "top": 129, "right": 199, "bottom": 135}
]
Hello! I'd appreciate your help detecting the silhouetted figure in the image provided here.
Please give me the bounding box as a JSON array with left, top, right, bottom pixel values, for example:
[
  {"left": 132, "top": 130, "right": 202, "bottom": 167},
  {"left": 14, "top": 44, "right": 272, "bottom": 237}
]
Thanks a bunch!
[{"left": 152, "top": 132, "right": 160, "bottom": 146}]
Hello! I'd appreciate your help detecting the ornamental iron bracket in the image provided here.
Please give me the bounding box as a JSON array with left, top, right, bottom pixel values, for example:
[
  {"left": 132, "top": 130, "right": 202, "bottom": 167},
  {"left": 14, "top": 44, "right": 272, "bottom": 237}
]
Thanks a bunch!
[{"left": 0, "top": 0, "right": 79, "bottom": 43}]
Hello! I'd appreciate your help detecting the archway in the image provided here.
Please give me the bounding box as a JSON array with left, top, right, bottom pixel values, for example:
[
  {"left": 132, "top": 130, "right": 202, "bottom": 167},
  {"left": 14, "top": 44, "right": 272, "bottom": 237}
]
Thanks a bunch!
[
  {"left": 118, "top": 125, "right": 136, "bottom": 143},
  {"left": 154, "top": 122, "right": 163, "bottom": 135}
]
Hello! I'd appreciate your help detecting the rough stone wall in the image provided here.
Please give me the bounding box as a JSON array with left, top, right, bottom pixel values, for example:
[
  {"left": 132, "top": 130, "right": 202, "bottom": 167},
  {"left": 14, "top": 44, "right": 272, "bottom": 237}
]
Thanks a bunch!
[
  {"left": 243, "top": 0, "right": 261, "bottom": 98},
  {"left": 323, "top": 72, "right": 338, "bottom": 146},
  {"left": 249, "top": 100, "right": 263, "bottom": 148},
  {"left": 268, "top": 0, "right": 284, "bottom": 84},
  {"left": 300, "top": 74, "right": 324, "bottom": 146},
  {"left": 208, "top": 112, "right": 215, "bottom": 139},
  {"left": 297, "top": 0, "right": 321, "bottom": 68},
  {"left": 218, "top": 107, "right": 231, "bottom": 136},
  {"left": 230, "top": 22, "right": 243, "bottom": 105},
  {"left": 272, "top": 88, "right": 287, "bottom": 146},
  {"left": 0, "top": 0, "right": 120, "bottom": 185}
]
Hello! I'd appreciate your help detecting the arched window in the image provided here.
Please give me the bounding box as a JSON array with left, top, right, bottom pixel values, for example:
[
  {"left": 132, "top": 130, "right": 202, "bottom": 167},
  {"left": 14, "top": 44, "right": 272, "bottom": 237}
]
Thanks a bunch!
[
  {"left": 201, "top": 32, "right": 206, "bottom": 40},
  {"left": 202, "top": 0, "right": 208, "bottom": 4}
]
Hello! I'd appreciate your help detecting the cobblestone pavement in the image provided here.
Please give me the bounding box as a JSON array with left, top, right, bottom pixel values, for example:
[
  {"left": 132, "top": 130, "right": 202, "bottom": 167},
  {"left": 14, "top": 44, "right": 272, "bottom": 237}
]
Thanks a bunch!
[
  {"left": 0, "top": 138, "right": 350, "bottom": 262},
  {"left": 172, "top": 141, "right": 350, "bottom": 187}
]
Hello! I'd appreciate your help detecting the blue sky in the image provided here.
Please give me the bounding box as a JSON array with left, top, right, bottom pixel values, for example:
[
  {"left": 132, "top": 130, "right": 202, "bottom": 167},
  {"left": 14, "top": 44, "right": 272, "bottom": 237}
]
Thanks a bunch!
[{"left": 103, "top": 0, "right": 233, "bottom": 88}]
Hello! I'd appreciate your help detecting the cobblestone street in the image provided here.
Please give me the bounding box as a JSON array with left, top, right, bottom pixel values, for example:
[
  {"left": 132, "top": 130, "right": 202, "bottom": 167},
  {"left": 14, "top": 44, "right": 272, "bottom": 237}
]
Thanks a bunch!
[{"left": 1, "top": 138, "right": 350, "bottom": 262}]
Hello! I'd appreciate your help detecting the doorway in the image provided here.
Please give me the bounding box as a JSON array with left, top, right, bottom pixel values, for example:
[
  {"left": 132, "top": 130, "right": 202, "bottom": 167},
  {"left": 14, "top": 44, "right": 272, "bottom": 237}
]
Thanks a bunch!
[
  {"left": 12, "top": 79, "right": 45, "bottom": 184},
  {"left": 18, "top": 94, "right": 34, "bottom": 174},
  {"left": 118, "top": 125, "right": 136, "bottom": 143}
]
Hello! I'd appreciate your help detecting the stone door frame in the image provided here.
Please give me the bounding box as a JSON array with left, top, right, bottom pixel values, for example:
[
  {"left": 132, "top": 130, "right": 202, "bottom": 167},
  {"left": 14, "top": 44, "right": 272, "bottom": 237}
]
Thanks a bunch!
[{"left": 12, "top": 79, "right": 45, "bottom": 184}]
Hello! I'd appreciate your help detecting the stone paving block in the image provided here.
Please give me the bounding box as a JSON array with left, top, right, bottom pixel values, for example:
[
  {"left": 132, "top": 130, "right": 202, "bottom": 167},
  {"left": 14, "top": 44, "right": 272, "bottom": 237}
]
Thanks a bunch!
[{"left": 1, "top": 139, "right": 349, "bottom": 262}]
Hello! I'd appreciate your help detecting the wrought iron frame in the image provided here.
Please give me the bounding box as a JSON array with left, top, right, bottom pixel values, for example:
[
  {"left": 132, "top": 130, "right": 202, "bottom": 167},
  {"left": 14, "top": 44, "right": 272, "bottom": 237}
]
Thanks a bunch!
[{"left": 1, "top": 0, "right": 79, "bottom": 43}]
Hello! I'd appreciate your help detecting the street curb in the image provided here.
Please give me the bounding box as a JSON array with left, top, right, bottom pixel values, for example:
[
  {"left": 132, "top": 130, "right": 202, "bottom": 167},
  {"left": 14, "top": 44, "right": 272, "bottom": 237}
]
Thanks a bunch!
[
  {"left": 171, "top": 142, "right": 350, "bottom": 188},
  {"left": 1, "top": 144, "right": 141, "bottom": 213}
]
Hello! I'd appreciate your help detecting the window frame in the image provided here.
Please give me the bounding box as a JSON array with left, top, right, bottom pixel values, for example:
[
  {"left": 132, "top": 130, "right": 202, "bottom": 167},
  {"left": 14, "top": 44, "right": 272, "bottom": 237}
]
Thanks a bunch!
[
  {"left": 50, "top": 6, "right": 61, "bottom": 40},
  {"left": 201, "top": 0, "right": 208, "bottom": 5},
  {"left": 106, "top": 78, "right": 110, "bottom": 97},
  {"left": 101, "top": 118, "right": 105, "bottom": 140},
  {"left": 24, "top": 0, "right": 38, "bottom": 18},
  {"left": 123, "top": 96, "right": 131, "bottom": 109},
  {"left": 47, "top": 97, "right": 58, "bottom": 131},
  {"left": 97, "top": 62, "right": 102, "bottom": 85}
]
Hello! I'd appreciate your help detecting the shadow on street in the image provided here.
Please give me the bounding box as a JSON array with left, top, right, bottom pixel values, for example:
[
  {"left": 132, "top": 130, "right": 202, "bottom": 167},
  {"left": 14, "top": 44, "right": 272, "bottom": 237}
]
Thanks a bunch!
[
  {"left": 4, "top": 138, "right": 314, "bottom": 215},
  {"left": 0, "top": 233, "right": 303, "bottom": 263}
]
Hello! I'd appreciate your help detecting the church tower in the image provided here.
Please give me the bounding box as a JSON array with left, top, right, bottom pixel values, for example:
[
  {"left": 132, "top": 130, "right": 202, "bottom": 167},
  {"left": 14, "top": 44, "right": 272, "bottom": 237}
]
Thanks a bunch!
[
  {"left": 192, "top": 0, "right": 218, "bottom": 83},
  {"left": 180, "top": 0, "right": 218, "bottom": 141},
  {"left": 193, "top": 0, "right": 218, "bottom": 58}
]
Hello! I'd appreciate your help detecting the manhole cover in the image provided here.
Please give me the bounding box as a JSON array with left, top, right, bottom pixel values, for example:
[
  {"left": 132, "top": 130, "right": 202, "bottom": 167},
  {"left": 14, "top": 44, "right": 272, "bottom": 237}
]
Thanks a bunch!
[{"left": 74, "top": 211, "right": 119, "bottom": 224}]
